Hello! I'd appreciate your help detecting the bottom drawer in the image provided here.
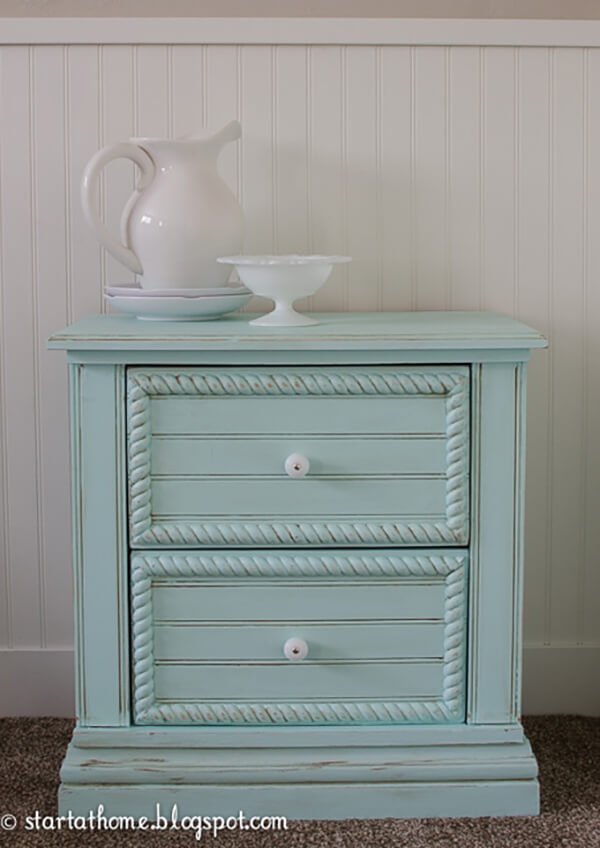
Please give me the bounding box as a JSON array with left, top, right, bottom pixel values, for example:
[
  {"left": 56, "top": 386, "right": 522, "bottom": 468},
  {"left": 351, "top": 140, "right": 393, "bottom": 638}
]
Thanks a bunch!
[{"left": 131, "top": 549, "right": 467, "bottom": 726}]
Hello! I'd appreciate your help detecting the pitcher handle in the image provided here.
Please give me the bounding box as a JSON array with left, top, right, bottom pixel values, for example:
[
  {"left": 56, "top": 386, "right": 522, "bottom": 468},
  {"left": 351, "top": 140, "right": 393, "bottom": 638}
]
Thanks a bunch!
[{"left": 81, "top": 142, "right": 155, "bottom": 275}]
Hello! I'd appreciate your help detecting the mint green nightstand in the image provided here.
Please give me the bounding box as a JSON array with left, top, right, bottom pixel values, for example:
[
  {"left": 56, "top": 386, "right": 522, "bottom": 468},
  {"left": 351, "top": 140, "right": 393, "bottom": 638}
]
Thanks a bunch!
[{"left": 49, "top": 311, "right": 547, "bottom": 820}]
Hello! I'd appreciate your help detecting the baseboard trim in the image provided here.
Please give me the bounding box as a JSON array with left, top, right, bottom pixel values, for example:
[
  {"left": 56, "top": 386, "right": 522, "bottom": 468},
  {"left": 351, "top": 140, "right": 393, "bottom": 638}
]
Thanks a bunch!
[
  {"left": 1, "top": 645, "right": 598, "bottom": 717},
  {"left": 522, "top": 644, "right": 600, "bottom": 715},
  {"left": 0, "top": 649, "right": 75, "bottom": 717}
]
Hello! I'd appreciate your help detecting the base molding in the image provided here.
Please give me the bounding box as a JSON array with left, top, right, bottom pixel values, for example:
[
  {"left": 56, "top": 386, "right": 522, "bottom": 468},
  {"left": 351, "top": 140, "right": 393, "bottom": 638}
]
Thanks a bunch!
[
  {"left": 59, "top": 736, "right": 540, "bottom": 820},
  {"left": 59, "top": 781, "right": 540, "bottom": 821}
]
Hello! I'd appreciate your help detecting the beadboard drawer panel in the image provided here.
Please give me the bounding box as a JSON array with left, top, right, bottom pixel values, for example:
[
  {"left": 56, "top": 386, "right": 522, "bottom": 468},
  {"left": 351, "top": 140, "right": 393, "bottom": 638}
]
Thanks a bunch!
[
  {"left": 131, "top": 550, "right": 467, "bottom": 725},
  {"left": 152, "top": 581, "right": 445, "bottom": 622},
  {"left": 153, "top": 622, "right": 445, "bottom": 661},
  {"left": 150, "top": 396, "right": 446, "bottom": 435},
  {"left": 151, "top": 437, "right": 447, "bottom": 477},
  {"left": 153, "top": 661, "right": 443, "bottom": 702},
  {"left": 152, "top": 478, "right": 446, "bottom": 523},
  {"left": 127, "top": 367, "right": 469, "bottom": 548}
]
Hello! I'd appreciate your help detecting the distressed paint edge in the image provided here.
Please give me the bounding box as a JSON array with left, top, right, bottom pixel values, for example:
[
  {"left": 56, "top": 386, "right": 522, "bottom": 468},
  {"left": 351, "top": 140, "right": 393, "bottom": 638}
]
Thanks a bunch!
[
  {"left": 72, "top": 721, "right": 525, "bottom": 748},
  {"left": 59, "top": 739, "right": 539, "bottom": 785},
  {"left": 64, "top": 349, "right": 535, "bottom": 366},
  {"left": 57, "top": 762, "right": 540, "bottom": 820}
]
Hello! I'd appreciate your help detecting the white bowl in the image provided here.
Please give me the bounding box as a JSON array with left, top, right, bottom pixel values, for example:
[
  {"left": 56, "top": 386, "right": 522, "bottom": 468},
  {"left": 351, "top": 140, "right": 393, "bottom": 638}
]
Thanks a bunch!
[{"left": 216, "top": 255, "right": 352, "bottom": 326}]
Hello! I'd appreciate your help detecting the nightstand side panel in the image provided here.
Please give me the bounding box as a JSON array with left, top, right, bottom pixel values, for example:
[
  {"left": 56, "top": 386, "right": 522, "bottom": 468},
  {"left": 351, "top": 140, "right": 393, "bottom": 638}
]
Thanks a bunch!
[
  {"left": 468, "top": 361, "right": 526, "bottom": 724},
  {"left": 70, "top": 362, "right": 130, "bottom": 726}
]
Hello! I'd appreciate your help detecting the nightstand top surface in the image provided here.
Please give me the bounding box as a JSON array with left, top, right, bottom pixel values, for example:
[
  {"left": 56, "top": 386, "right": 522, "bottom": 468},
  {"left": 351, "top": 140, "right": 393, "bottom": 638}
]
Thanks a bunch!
[{"left": 48, "top": 311, "right": 547, "bottom": 352}]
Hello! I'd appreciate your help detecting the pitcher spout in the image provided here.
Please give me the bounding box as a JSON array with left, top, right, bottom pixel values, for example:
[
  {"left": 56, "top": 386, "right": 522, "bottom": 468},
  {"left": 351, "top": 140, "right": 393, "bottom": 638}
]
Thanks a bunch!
[
  {"left": 186, "top": 119, "right": 242, "bottom": 155},
  {"left": 131, "top": 121, "right": 241, "bottom": 168},
  {"left": 210, "top": 119, "right": 242, "bottom": 148}
]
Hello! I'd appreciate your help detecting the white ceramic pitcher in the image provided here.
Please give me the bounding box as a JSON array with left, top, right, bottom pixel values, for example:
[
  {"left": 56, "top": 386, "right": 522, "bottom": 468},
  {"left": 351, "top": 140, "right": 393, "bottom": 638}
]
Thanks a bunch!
[{"left": 81, "top": 120, "right": 243, "bottom": 290}]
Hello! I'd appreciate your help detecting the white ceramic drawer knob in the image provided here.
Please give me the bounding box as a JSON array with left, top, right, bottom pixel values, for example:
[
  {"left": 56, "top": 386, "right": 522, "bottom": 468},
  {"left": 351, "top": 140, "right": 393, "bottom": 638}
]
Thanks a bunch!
[
  {"left": 283, "top": 637, "right": 309, "bottom": 661},
  {"left": 284, "top": 453, "right": 310, "bottom": 478}
]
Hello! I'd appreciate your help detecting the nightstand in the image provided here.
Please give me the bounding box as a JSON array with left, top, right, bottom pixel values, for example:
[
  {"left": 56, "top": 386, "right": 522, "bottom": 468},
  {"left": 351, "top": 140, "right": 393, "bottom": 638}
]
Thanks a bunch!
[{"left": 49, "top": 311, "right": 547, "bottom": 820}]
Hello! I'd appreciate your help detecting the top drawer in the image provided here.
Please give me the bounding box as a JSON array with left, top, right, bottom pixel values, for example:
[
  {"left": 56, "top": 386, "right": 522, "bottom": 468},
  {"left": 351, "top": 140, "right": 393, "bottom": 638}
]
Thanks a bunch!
[{"left": 127, "top": 367, "right": 469, "bottom": 548}]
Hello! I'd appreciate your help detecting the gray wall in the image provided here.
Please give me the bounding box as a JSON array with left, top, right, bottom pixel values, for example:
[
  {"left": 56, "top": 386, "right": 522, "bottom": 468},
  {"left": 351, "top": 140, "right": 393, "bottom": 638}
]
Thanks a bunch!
[{"left": 3, "top": 0, "right": 600, "bottom": 18}]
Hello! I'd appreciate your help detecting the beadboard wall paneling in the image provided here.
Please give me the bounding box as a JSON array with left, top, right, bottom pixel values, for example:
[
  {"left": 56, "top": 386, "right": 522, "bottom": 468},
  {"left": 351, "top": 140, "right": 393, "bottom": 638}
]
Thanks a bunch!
[
  {"left": 0, "top": 28, "right": 599, "bottom": 713},
  {"left": 517, "top": 46, "right": 551, "bottom": 649},
  {"left": 550, "top": 49, "right": 586, "bottom": 645},
  {"left": 584, "top": 47, "right": 600, "bottom": 648},
  {"left": 0, "top": 46, "right": 42, "bottom": 649},
  {"left": 32, "top": 47, "right": 72, "bottom": 648}
]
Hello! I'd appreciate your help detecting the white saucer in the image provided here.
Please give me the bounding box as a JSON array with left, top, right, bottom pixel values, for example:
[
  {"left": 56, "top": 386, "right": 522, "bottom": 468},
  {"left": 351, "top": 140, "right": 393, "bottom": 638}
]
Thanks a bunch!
[
  {"left": 105, "top": 284, "right": 249, "bottom": 298},
  {"left": 105, "top": 291, "right": 252, "bottom": 321}
]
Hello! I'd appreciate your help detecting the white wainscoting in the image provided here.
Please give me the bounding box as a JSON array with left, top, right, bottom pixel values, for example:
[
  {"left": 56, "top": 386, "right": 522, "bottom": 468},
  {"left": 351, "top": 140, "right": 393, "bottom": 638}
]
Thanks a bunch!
[{"left": 0, "top": 19, "right": 599, "bottom": 716}]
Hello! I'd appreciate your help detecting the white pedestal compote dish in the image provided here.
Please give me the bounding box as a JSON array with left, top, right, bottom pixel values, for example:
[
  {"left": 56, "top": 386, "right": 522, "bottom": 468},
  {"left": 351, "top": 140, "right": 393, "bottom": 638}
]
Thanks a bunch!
[{"left": 216, "top": 255, "right": 352, "bottom": 326}]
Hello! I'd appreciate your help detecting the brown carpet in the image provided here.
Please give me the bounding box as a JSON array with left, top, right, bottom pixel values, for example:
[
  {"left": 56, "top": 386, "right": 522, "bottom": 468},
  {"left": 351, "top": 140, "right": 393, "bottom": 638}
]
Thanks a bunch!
[{"left": 0, "top": 716, "right": 598, "bottom": 846}]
